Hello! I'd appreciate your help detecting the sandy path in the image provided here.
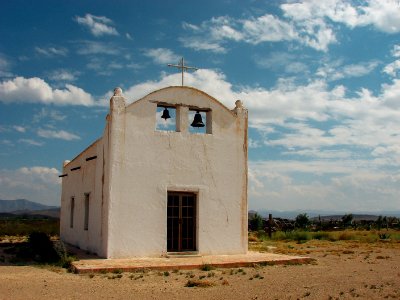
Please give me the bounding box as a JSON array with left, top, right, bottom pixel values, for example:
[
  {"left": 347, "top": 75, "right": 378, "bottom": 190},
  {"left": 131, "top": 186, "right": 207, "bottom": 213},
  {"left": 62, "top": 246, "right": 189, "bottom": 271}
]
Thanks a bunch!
[{"left": 0, "top": 241, "right": 399, "bottom": 300}]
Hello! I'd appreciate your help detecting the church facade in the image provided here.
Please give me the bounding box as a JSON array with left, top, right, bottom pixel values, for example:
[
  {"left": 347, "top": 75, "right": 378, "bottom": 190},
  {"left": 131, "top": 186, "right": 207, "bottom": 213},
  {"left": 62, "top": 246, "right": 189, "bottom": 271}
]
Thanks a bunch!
[{"left": 59, "top": 86, "right": 248, "bottom": 258}]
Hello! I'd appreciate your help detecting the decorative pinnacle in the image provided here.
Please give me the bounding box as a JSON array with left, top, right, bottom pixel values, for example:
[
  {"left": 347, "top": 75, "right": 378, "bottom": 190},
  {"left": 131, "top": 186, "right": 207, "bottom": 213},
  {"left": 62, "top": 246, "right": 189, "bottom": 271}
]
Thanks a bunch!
[
  {"left": 235, "top": 100, "right": 243, "bottom": 108},
  {"left": 113, "top": 87, "right": 123, "bottom": 96}
]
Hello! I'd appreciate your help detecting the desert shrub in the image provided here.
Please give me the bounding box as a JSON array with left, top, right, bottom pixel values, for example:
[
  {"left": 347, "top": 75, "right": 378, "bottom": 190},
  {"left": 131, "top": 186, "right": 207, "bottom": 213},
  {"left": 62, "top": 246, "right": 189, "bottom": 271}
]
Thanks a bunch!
[
  {"left": 248, "top": 233, "right": 259, "bottom": 242},
  {"left": 28, "top": 232, "right": 59, "bottom": 262},
  {"left": 378, "top": 232, "right": 391, "bottom": 240},
  {"left": 185, "top": 280, "right": 214, "bottom": 287},
  {"left": 201, "top": 264, "right": 215, "bottom": 271}
]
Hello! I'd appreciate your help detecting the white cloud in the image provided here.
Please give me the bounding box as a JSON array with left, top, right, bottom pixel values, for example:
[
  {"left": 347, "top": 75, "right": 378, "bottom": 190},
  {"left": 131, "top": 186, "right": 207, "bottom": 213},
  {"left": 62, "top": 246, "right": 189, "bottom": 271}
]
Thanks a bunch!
[
  {"left": 0, "top": 53, "right": 13, "bottom": 78},
  {"left": 242, "top": 14, "right": 298, "bottom": 44},
  {"left": 249, "top": 160, "right": 400, "bottom": 212},
  {"left": 144, "top": 48, "right": 180, "bottom": 64},
  {"left": 48, "top": 69, "right": 79, "bottom": 82},
  {"left": 126, "top": 33, "right": 133, "bottom": 40},
  {"left": 178, "top": 36, "right": 227, "bottom": 53},
  {"left": 281, "top": 0, "right": 400, "bottom": 33},
  {"left": 392, "top": 45, "right": 400, "bottom": 57},
  {"left": 0, "top": 167, "right": 60, "bottom": 205},
  {"left": 35, "top": 46, "right": 68, "bottom": 57},
  {"left": 255, "top": 52, "right": 309, "bottom": 74},
  {"left": 19, "top": 138, "right": 44, "bottom": 146},
  {"left": 37, "top": 128, "right": 80, "bottom": 141},
  {"left": 180, "top": 11, "right": 335, "bottom": 52},
  {"left": 76, "top": 41, "right": 120, "bottom": 55},
  {"left": 75, "top": 14, "right": 119, "bottom": 36},
  {"left": 0, "top": 76, "right": 95, "bottom": 106},
  {"left": 383, "top": 45, "right": 400, "bottom": 77},
  {"left": 383, "top": 60, "right": 400, "bottom": 77},
  {"left": 120, "top": 69, "right": 400, "bottom": 172},
  {"left": 12, "top": 125, "right": 26, "bottom": 133},
  {"left": 85, "top": 57, "right": 131, "bottom": 76},
  {"left": 181, "top": 1, "right": 400, "bottom": 53},
  {"left": 33, "top": 108, "right": 66, "bottom": 123},
  {"left": 317, "top": 60, "right": 380, "bottom": 81}
]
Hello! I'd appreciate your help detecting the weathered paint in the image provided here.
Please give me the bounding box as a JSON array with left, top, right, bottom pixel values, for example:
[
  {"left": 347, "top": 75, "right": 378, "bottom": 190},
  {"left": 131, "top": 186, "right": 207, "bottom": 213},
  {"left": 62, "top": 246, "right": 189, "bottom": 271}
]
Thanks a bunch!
[{"left": 60, "top": 86, "right": 248, "bottom": 258}]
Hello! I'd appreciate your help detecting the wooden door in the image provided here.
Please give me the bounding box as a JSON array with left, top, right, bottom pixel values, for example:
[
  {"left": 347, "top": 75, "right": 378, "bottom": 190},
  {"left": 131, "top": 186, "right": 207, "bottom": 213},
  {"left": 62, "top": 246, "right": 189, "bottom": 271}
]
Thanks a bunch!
[{"left": 167, "top": 192, "right": 196, "bottom": 252}]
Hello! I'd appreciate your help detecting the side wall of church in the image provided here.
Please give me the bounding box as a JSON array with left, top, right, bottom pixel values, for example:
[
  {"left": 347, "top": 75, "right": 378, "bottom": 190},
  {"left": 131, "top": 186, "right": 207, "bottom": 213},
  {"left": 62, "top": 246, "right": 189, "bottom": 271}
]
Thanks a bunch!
[
  {"left": 59, "top": 137, "right": 108, "bottom": 256},
  {"left": 106, "top": 87, "right": 248, "bottom": 258}
]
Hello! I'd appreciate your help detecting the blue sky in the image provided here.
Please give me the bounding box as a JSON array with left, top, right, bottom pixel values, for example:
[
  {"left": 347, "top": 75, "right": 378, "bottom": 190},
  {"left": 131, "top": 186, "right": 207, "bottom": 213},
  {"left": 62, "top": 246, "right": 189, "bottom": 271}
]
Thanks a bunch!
[{"left": 0, "top": 0, "right": 400, "bottom": 213}]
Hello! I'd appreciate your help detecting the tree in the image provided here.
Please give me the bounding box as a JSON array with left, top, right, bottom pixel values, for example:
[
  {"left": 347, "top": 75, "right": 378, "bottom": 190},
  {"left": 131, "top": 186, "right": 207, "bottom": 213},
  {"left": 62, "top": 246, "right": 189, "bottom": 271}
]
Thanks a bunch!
[
  {"left": 376, "top": 216, "right": 383, "bottom": 230},
  {"left": 295, "top": 213, "right": 310, "bottom": 229},
  {"left": 249, "top": 213, "right": 264, "bottom": 231},
  {"left": 341, "top": 214, "right": 353, "bottom": 227}
]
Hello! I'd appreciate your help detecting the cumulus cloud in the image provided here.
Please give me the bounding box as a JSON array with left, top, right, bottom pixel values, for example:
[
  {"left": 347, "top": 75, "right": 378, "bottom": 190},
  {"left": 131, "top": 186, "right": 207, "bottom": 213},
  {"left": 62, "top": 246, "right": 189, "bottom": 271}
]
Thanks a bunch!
[
  {"left": 0, "top": 76, "right": 95, "bottom": 106},
  {"left": 121, "top": 69, "right": 400, "bottom": 152},
  {"left": 75, "top": 14, "right": 119, "bottom": 36},
  {"left": 181, "top": 11, "right": 334, "bottom": 52},
  {"left": 181, "top": 0, "right": 400, "bottom": 53},
  {"left": 144, "top": 48, "right": 180, "bottom": 64},
  {"left": 37, "top": 128, "right": 80, "bottom": 141},
  {"left": 0, "top": 167, "right": 60, "bottom": 205},
  {"left": 281, "top": 0, "right": 400, "bottom": 33}
]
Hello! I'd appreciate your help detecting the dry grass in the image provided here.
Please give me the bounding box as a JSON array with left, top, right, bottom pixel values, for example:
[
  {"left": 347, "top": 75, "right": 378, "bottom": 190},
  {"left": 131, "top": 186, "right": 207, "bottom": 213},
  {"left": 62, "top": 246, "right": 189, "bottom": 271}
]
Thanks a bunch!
[{"left": 249, "top": 229, "right": 400, "bottom": 257}]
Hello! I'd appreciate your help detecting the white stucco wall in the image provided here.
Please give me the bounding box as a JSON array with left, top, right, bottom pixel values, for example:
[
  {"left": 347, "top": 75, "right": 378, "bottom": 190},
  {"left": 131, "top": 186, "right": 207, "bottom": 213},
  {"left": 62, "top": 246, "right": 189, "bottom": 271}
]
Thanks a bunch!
[
  {"left": 106, "top": 86, "right": 248, "bottom": 258},
  {"left": 60, "top": 86, "right": 248, "bottom": 258},
  {"left": 59, "top": 138, "right": 107, "bottom": 256}
]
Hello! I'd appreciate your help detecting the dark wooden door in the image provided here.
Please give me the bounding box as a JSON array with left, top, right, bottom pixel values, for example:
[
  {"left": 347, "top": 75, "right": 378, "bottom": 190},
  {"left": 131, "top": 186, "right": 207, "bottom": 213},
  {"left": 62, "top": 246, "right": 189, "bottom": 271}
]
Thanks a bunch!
[{"left": 167, "top": 192, "right": 196, "bottom": 252}]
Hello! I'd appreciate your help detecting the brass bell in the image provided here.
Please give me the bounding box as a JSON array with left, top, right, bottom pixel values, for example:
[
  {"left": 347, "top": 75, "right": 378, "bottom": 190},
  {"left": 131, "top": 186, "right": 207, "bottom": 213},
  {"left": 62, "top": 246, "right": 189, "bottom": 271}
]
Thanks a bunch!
[
  {"left": 191, "top": 111, "right": 205, "bottom": 127},
  {"left": 161, "top": 107, "right": 171, "bottom": 120}
]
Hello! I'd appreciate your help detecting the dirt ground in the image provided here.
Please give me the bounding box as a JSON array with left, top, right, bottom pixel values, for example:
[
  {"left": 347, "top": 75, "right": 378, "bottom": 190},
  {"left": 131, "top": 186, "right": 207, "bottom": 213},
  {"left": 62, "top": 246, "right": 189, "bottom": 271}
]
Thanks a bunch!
[{"left": 0, "top": 239, "right": 399, "bottom": 300}]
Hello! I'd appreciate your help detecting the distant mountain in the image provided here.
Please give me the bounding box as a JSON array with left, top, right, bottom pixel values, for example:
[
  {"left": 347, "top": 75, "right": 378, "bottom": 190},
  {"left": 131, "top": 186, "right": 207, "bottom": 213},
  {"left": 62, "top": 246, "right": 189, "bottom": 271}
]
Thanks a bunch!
[
  {"left": 0, "top": 199, "right": 57, "bottom": 213},
  {"left": 310, "top": 214, "right": 381, "bottom": 222}
]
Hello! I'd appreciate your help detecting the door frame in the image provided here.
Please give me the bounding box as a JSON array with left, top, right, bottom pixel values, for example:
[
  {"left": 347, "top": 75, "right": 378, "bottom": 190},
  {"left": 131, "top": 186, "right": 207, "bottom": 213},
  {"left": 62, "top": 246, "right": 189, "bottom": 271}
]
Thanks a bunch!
[{"left": 167, "top": 191, "right": 197, "bottom": 253}]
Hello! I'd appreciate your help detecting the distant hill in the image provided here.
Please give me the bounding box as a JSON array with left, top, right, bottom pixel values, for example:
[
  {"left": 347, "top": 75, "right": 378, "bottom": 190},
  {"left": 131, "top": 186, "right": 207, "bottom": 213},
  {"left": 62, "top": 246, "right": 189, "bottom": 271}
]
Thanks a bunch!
[
  {"left": 254, "top": 209, "right": 400, "bottom": 220},
  {"left": 0, "top": 199, "right": 57, "bottom": 213},
  {"left": 310, "top": 214, "right": 380, "bottom": 222}
]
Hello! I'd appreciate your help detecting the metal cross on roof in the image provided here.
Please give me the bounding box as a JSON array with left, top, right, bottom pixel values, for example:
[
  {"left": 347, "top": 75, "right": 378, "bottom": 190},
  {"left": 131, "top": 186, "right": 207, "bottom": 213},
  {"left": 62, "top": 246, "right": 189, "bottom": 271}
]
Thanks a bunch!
[{"left": 167, "top": 57, "right": 198, "bottom": 86}]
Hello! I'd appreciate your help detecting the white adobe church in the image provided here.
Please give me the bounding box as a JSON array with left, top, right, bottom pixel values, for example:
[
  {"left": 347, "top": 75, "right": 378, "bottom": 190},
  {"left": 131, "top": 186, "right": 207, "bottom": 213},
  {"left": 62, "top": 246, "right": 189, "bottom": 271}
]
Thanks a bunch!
[{"left": 59, "top": 85, "right": 248, "bottom": 258}]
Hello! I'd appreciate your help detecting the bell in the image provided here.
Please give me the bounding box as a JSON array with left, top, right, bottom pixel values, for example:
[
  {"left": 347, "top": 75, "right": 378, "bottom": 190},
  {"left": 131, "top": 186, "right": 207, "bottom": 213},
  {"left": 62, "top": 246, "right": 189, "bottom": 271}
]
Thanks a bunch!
[
  {"left": 161, "top": 107, "right": 171, "bottom": 120},
  {"left": 191, "top": 111, "right": 205, "bottom": 127}
]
